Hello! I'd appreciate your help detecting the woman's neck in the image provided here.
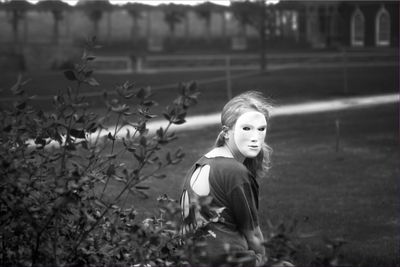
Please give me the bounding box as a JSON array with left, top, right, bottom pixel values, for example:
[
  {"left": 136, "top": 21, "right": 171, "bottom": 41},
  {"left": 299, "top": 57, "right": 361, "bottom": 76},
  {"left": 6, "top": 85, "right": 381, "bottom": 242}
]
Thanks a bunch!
[
  {"left": 225, "top": 143, "right": 245, "bottom": 163},
  {"left": 205, "top": 145, "right": 245, "bottom": 163}
]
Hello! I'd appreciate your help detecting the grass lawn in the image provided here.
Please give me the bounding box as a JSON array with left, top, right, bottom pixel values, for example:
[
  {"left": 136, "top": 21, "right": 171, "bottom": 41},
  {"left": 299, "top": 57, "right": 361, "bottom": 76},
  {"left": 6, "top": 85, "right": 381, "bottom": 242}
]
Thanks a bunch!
[
  {"left": 1, "top": 64, "right": 398, "bottom": 116},
  {"left": 1, "top": 64, "right": 398, "bottom": 266},
  {"left": 99, "top": 102, "right": 399, "bottom": 266}
]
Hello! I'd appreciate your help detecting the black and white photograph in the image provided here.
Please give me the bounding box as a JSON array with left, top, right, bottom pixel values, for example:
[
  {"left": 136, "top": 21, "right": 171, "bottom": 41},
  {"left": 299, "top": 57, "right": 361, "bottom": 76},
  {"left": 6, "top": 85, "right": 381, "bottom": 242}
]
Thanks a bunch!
[{"left": 0, "top": 0, "right": 398, "bottom": 266}]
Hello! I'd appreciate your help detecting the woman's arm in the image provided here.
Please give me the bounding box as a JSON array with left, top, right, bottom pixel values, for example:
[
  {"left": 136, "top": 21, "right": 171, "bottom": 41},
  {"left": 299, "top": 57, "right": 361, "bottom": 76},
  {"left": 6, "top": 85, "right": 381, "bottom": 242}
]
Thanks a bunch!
[
  {"left": 228, "top": 173, "right": 265, "bottom": 265},
  {"left": 242, "top": 226, "right": 266, "bottom": 266}
]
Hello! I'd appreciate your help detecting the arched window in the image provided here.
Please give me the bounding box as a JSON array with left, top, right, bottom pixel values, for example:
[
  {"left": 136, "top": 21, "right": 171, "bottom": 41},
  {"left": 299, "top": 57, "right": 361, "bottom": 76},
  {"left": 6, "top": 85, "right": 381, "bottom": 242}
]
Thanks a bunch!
[
  {"left": 351, "top": 7, "right": 365, "bottom": 47},
  {"left": 375, "top": 6, "right": 390, "bottom": 46}
]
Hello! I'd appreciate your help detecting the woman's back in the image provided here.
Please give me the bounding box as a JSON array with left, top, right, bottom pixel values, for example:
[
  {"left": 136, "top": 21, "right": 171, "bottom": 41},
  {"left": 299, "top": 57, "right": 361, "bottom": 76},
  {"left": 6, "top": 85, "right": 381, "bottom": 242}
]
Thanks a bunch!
[{"left": 180, "top": 155, "right": 259, "bottom": 264}]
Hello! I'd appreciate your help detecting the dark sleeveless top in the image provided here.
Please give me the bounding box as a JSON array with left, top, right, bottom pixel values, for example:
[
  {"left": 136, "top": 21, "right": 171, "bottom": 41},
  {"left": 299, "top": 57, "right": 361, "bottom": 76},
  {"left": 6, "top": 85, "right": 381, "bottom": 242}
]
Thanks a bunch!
[{"left": 180, "top": 156, "right": 260, "bottom": 259}]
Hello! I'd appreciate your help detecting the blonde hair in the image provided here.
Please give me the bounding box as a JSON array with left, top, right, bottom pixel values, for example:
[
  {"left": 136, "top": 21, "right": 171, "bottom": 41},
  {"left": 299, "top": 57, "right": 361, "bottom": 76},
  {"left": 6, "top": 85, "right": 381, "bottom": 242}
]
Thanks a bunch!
[{"left": 215, "top": 91, "right": 273, "bottom": 179}]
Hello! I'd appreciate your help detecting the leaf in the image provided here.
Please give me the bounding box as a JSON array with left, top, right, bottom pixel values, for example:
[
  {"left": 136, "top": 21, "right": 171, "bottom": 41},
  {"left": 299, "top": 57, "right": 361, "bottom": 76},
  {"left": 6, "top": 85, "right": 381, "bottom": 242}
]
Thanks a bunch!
[
  {"left": 86, "top": 122, "right": 97, "bottom": 133},
  {"left": 10, "top": 74, "right": 28, "bottom": 96},
  {"left": 80, "top": 140, "right": 88, "bottom": 150},
  {"left": 15, "top": 101, "right": 26, "bottom": 110},
  {"left": 163, "top": 113, "right": 171, "bottom": 121},
  {"left": 139, "top": 136, "right": 147, "bottom": 147},
  {"left": 111, "top": 104, "right": 129, "bottom": 113},
  {"left": 135, "top": 185, "right": 149, "bottom": 190},
  {"left": 137, "top": 121, "right": 148, "bottom": 135},
  {"left": 153, "top": 174, "right": 167, "bottom": 179},
  {"left": 64, "top": 70, "right": 77, "bottom": 81},
  {"left": 188, "top": 80, "right": 198, "bottom": 91},
  {"left": 84, "top": 69, "right": 93, "bottom": 77},
  {"left": 70, "top": 128, "right": 86, "bottom": 139},
  {"left": 85, "top": 77, "right": 99, "bottom": 86},
  {"left": 175, "top": 148, "right": 185, "bottom": 158},
  {"left": 147, "top": 156, "right": 159, "bottom": 164},
  {"left": 3, "top": 124, "right": 11, "bottom": 132},
  {"left": 93, "top": 199, "right": 107, "bottom": 209},
  {"left": 136, "top": 86, "right": 151, "bottom": 100},
  {"left": 166, "top": 152, "right": 172, "bottom": 164},
  {"left": 142, "top": 100, "right": 157, "bottom": 107},
  {"left": 107, "top": 132, "right": 115, "bottom": 141},
  {"left": 172, "top": 118, "right": 186, "bottom": 125},
  {"left": 106, "top": 164, "right": 115, "bottom": 177},
  {"left": 156, "top": 127, "right": 164, "bottom": 138},
  {"left": 106, "top": 154, "right": 117, "bottom": 159},
  {"left": 84, "top": 211, "right": 97, "bottom": 223},
  {"left": 134, "top": 146, "right": 146, "bottom": 162},
  {"left": 112, "top": 175, "right": 126, "bottom": 183},
  {"left": 116, "top": 81, "right": 136, "bottom": 99},
  {"left": 74, "top": 114, "right": 85, "bottom": 123},
  {"left": 35, "top": 137, "right": 46, "bottom": 147},
  {"left": 123, "top": 139, "right": 137, "bottom": 152},
  {"left": 167, "top": 132, "right": 177, "bottom": 142}
]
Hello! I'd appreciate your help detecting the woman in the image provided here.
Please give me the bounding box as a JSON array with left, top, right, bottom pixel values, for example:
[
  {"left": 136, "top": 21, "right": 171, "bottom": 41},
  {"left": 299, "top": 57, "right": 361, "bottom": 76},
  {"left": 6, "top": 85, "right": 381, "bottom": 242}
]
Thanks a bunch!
[{"left": 180, "top": 91, "right": 273, "bottom": 266}]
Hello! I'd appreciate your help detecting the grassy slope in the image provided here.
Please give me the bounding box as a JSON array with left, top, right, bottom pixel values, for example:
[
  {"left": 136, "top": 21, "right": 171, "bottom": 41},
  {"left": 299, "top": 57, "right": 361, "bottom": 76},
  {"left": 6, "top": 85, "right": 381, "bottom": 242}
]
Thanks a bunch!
[
  {"left": 1, "top": 65, "right": 398, "bottom": 116},
  {"left": 265, "top": 105, "right": 399, "bottom": 266},
  {"left": 1, "top": 65, "right": 398, "bottom": 266},
  {"left": 103, "top": 103, "right": 399, "bottom": 266}
]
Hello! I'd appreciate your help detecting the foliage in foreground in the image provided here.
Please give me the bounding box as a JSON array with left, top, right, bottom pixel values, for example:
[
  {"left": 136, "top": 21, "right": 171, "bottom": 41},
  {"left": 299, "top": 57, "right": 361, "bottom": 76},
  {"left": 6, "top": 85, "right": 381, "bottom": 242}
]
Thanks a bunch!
[
  {"left": 0, "top": 38, "right": 347, "bottom": 267},
  {"left": 0, "top": 37, "right": 201, "bottom": 266}
]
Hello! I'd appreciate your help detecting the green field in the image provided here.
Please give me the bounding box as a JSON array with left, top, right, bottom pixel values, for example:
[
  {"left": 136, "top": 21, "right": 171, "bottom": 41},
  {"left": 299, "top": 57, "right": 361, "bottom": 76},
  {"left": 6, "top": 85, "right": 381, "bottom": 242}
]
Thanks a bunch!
[
  {"left": 101, "top": 102, "right": 399, "bottom": 267},
  {"left": 1, "top": 64, "right": 398, "bottom": 116},
  {"left": 1, "top": 64, "right": 399, "bottom": 266}
]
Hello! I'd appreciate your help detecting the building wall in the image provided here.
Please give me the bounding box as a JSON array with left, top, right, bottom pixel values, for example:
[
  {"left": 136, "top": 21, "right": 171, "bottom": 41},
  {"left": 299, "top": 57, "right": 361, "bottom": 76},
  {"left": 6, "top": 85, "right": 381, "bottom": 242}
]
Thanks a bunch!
[
  {"left": 339, "top": 1, "right": 399, "bottom": 47},
  {"left": 0, "top": 1, "right": 396, "bottom": 55},
  {"left": 0, "top": 7, "right": 239, "bottom": 45},
  {"left": 281, "top": 0, "right": 398, "bottom": 48}
]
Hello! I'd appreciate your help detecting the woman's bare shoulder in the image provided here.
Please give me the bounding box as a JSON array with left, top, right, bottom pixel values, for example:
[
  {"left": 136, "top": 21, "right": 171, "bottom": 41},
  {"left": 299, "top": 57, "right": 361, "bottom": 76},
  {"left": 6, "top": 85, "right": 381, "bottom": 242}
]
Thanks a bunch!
[
  {"left": 204, "top": 148, "right": 248, "bottom": 176},
  {"left": 204, "top": 147, "right": 233, "bottom": 159}
]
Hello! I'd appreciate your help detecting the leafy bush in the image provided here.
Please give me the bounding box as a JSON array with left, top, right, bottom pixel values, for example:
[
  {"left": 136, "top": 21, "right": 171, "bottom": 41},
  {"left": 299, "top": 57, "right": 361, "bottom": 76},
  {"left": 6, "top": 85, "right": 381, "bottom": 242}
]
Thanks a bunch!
[{"left": 0, "top": 37, "right": 200, "bottom": 267}]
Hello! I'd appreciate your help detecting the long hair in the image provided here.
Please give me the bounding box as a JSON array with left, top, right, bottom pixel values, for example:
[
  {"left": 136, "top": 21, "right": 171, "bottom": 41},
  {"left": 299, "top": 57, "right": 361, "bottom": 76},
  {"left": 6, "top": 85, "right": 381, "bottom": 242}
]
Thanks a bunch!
[{"left": 215, "top": 91, "right": 273, "bottom": 179}]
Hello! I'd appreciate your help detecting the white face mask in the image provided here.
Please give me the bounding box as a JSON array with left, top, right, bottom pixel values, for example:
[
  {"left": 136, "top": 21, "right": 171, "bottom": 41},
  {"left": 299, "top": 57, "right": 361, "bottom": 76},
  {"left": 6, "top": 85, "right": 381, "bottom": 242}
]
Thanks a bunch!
[{"left": 227, "top": 111, "right": 267, "bottom": 161}]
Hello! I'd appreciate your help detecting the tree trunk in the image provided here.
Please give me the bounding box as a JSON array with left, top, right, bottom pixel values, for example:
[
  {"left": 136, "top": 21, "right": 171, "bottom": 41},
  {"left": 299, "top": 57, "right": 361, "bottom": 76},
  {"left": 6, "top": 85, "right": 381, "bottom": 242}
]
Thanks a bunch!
[
  {"left": 146, "top": 10, "right": 151, "bottom": 38},
  {"left": 260, "top": 0, "right": 267, "bottom": 71},
  {"left": 12, "top": 11, "right": 19, "bottom": 45},
  {"left": 94, "top": 21, "right": 99, "bottom": 39},
  {"left": 65, "top": 12, "right": 71, "bottom": 41},
  {"left": 205, "top": 19, "right": 211, "bottom": 42},
  {"left": 221, "top": 12, "right": 227, "bottom": 37},
  {"left": 130, "top": 17, "right": 136, "bottom": 41},
  {"left": 107, "top": 12, "right": 111, "bottom": 44},
  {"left": 170, "top": 24, "right": 176, "bottom": 38},
  {"left": 184, "top": 13, "right": 189, "bottom": 38},
  {"left": 53, "top": 18, "right": 60, "bottom": 45},
  {"left": 23, "top": 13, "right": 28, "bottom": 44}
]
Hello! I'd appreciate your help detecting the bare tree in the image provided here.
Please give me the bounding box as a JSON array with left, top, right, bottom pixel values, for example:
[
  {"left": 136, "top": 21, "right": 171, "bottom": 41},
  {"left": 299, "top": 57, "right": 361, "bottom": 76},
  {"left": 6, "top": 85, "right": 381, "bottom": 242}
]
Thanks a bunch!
[
  {"left": 231, "top": 0, "right": 269, "bottom": 70},
  {"left": 209, "top": 3, "right": 228, "bottom": 37},
  {"left": 194, "top": 1, "right": 217, "bottom": 42},
  {"left": 2, "top": 0, "right": 32, "bottom": 45},
  {"left": 77, "top": 0, "right": 112, "bottom": 41},
  {"left": 162, "top": 3, "right": 185, "bottom": 38},
  {"left": 124, "top": 2, "right": 147, "bottom": 42}
]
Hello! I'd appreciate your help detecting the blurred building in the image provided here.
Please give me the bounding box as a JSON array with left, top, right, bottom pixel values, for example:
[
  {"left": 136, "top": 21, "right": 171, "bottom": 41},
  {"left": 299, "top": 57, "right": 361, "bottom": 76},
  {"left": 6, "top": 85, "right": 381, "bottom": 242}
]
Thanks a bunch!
[
  {"left": 0, "top": 0, "right": 398, "bottom": 71},
  {"left": 278, "top": 1, "right": 399, "bottom": 48}
]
